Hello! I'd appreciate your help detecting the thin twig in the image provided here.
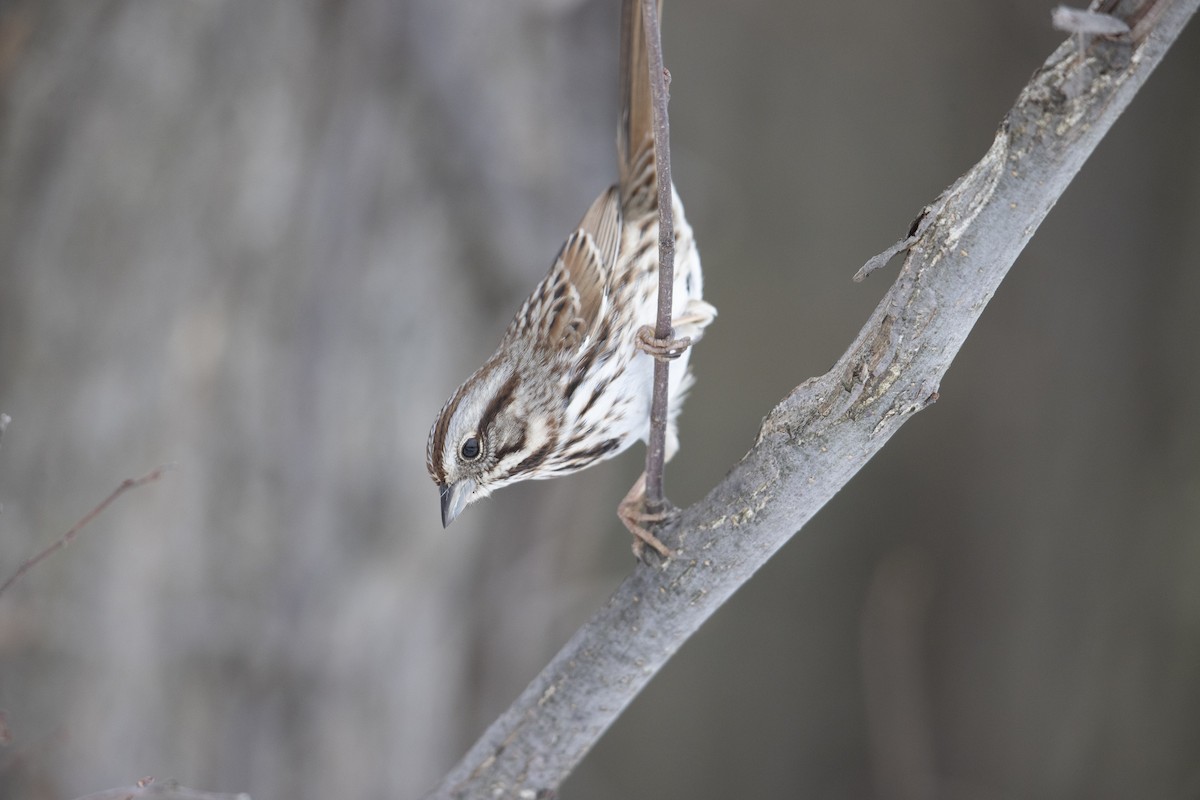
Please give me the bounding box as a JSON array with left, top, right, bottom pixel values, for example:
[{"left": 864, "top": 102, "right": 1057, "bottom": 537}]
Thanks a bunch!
[
  {"left": 72, "top": 777, "right": 250, "bottom": 800},
  {"left": 640, "top": 0, "right": 675, "bottom": 513},
  {"left": 0, "top": 724, "right": 68, "bottom": 781},
  {"left": 0, "top": 464, "right": 171, "bottom": 599}
]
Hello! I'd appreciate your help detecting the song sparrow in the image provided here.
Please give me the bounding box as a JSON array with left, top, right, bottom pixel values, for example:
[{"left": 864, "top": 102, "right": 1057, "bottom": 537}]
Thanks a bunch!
[{"left": 426, "top": 0, "right": 715, "bottom": 556}]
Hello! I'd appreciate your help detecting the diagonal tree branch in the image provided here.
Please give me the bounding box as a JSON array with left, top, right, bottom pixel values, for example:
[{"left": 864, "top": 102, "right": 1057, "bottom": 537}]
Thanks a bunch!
[{"left": 422, "top": 1, "right": 1198, "bottom": 797}]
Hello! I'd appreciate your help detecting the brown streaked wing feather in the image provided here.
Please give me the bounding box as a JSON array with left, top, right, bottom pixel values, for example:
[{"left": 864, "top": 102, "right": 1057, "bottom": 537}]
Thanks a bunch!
[
  {"left": 534, "top": 259, "right": 584, "bottom": 350},
  {"left": 518, "top": 188, "right": 620, "bottom": 355},
  {"left": 570, "top": 186, "right": 621, "bottom": 327},
  {"left": 618, "top": 0, "right": 662, "bottom": 216}
]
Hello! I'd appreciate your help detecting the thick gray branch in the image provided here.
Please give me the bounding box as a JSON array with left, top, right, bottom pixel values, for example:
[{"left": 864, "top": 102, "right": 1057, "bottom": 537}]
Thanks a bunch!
[{"left": 423, "top": 1, "right": 1198, "bottom": 797}]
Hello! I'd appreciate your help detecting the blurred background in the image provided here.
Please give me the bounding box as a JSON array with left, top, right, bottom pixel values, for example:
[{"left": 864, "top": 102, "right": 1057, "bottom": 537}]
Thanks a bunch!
[{"left": 1, "top": 1, "right": 1198, "bottom": 798}]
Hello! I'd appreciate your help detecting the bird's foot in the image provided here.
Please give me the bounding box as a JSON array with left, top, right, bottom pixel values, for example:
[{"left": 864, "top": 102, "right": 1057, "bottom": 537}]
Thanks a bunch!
[
  {"left": 635, "top": 325, "right": 691, "bottom": 362},
  {"left": 618, "top": 473, "right": 677, "bottom": 563}
]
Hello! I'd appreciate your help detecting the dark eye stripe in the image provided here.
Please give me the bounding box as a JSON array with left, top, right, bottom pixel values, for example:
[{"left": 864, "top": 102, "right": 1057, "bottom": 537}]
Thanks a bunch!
[
  {"left": 479, "top": 372, "right": 521, "bottom": 434},
  {"left": 493, "top": 424, "right": 528, "bottom": 463}
]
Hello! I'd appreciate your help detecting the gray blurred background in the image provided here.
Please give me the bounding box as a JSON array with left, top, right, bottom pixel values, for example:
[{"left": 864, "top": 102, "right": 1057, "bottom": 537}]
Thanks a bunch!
[{"left": 1, "top": 1, "right": 1198, "bottom": 798}]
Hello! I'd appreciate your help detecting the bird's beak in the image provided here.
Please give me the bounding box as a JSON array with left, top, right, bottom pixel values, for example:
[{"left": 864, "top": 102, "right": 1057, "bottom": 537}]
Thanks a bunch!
[{"left": 439, "top": 479, "right": 476, "bottom": 528}]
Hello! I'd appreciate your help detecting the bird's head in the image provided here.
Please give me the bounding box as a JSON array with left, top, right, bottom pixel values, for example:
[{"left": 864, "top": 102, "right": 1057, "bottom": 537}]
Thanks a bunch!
[{"left": 426, "top": 364, "right": 545, "bottom": 527}]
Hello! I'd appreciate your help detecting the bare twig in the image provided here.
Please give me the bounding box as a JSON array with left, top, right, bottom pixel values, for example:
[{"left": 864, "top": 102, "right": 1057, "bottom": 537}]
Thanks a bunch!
[
  {"left": 0, "top": 725, "right": 69, "bottom": 783},
  {"left": 423, "top": 1, "right": 1197, "bottom": 797},
  {"left": 0, "top": 464, "right": 171, "bottom": 598},
  {"left": 640, "top": 0, "right": 675, "bottom": 513},
  {"left": 73, "top": 777, "right": 250, "bottom": 800}
]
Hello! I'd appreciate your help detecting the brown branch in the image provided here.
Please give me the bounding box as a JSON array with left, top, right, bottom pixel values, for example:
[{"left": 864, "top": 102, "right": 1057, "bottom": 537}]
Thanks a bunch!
[
  {"left": 0, "top": 464, "right": 171, "bottom": 599},
  {"left": 72, "top": 777, "right": 250, "bottom": 800},
  {"left": 640, "top": 0, "right": 675, "bottom": 512}
]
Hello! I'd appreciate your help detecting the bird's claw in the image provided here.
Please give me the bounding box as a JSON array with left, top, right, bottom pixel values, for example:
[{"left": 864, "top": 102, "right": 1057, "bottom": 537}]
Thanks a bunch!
[
  {"left": 618, "top": 473, "right": 676, "bottom": 563},
  {"left": 636, "top": 325, "right": 691, "bottom": 361}
]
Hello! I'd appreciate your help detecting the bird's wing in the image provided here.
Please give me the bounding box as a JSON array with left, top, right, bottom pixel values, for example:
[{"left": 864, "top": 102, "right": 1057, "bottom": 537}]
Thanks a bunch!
[{"left": 511, "top": 187, "right": 621, "bottom": 356}]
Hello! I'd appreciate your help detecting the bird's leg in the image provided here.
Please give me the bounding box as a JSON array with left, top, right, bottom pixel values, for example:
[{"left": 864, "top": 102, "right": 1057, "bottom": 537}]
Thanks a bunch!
[
  {"left": 618, "top": 472, "right": 676, "bottom": 562},
  {"left": 636, "top": 301, "right": 714, "bottom": 361},
  {"left": 635, "top": 325, "right": 691, "bottom": 361}
]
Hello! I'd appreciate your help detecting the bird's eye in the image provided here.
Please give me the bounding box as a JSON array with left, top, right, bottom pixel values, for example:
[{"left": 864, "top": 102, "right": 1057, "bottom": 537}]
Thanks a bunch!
[{"left": 460, "top": 436, "right": 482, "bottom": 461}]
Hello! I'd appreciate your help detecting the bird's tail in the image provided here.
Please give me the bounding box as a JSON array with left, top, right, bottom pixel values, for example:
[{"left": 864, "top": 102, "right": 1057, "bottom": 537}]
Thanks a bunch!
[{"left": 617, "top": 0, "right": 663, "bottom": 216}]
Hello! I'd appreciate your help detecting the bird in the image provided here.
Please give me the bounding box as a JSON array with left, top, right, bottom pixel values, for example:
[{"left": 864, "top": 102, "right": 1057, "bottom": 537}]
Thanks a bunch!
[{"left": 425, "top": 0, "right": 715, "bottom": 557}]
